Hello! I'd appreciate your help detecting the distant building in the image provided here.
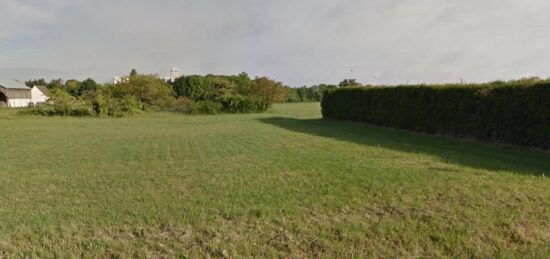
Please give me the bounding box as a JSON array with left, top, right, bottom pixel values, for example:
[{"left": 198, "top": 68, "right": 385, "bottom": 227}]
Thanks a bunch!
[
  {"left": 170, "top": 68, "right": 182, "bottom": 83},
  {"left": 31, "top": 85, "right": 50, "bottom": 105},
  {"left": 0, "top": 79, "right": 32, "bottom": 108}
]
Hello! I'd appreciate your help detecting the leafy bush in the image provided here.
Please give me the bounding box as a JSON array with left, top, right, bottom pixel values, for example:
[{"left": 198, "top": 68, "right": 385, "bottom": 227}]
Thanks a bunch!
[
  {"left": 90, "top": 89, "right": 142, "bottom": 117},
  {"left": 20, "top": 89, "right": 96, "bottom": 117},
  {"left": 171, "top": 74, "right": 286, "bottom": 114},
  {"left": 220, "top": 95, "right": 263, "bottom": 113},
  {"left": 113, "top": 74, "right": 174, "bottom": 110},
  {"left": 24, "top": 76, "right": 158, "bottom": 118},
  {"left": 171, "top": 97, "right": 191, "bottom": 113},
  {"left": 322, "top": 81, "right": 550, "bottom": 149},
  {"left": 188, "top": 101, "right": 223, "bottom": 115},
  {"left": 245, "top": 77, "right": 287, "bottom": 111}
]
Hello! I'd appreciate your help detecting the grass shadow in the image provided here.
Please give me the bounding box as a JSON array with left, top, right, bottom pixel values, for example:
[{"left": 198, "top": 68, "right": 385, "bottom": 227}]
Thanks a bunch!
[{"left": 260, "top": 117, "right": 550, "bottom": 177}]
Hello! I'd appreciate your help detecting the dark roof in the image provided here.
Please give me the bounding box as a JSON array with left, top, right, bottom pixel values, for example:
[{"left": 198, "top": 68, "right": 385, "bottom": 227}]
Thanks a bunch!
[
  {"left": 35, "top": 85, "right": 50, "bottom": 96},
  {"left": 0, "top": 79, "right": 30, "bottom": 90}
]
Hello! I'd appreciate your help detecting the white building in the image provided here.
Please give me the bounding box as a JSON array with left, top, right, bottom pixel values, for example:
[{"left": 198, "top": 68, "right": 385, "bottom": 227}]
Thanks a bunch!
[
  {"left": 0, "top": 79, "right": 32, "bottom": 108},
  {"left": 31, "top": 85, "right": 50, "bottom": 105},
  {"left": 170, "top": 68, "right": 182, "bottom": 83}
]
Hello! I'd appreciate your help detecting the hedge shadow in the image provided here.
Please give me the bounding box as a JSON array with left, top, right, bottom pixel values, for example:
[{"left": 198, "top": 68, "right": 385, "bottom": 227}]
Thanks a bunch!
[{"left": 260, "top": 117, "right": 550, "bottom": 177}]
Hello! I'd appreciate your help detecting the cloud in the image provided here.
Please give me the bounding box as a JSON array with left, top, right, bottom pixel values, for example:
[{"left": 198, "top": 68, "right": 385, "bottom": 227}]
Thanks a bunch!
[{"left": 1, "top": 0, "right": 550, "bottom": 85}]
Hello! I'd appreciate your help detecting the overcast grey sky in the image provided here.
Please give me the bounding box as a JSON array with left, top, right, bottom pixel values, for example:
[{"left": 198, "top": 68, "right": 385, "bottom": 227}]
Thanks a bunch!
[{"left": 1, "top": 0, "right": 550, "bottom": 86}]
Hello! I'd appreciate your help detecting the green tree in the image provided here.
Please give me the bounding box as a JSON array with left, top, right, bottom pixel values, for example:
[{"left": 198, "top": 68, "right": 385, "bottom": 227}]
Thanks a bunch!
[
  {"left": 25, "top": 79, "right": 48, "bottom": 88},
  {"left": 247, "top": 77, "right": 286, "bottom": 110},
  {"left": 113, "top": 74, "right": 174, "bottom": 110},
  {"left": 172, "top": 76, "right": 188, "bottom": 97},
  {"left": 49, "top": 89, "right": 77, "bottom": 116},
  {"left": 47, "top": 79, "right": 65, "bottom": 89},
  {"left": 229, "top": 72, "right": 253, "bottom": 90},
  {"left": 338, "top": 79, "right": 360, "bottom": 88},
  {"left": 78, "top": 78, "right": 98, "bottom": 96},
  {"left": 64, "top": 80, "right": 81, "bottom": 96}
]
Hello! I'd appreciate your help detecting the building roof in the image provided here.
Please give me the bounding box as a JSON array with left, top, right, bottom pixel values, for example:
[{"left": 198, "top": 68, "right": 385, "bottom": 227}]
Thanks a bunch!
[
  {"left": 0, "top": 79, "right": 30, "bottom": 90},
  {"left": 35, "top": 85, "right": 50, "bottom": 96}
]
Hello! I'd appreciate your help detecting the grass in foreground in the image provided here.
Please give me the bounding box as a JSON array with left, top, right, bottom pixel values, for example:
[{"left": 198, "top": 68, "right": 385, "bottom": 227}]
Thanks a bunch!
[{"left": 0, "top": 103, "right": 549, "bottom": 257}]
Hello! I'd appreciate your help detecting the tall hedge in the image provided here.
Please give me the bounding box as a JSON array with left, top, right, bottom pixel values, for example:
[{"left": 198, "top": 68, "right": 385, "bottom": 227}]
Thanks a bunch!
[{"left": 321, "top": 82, "right": 550, "bottom": 149}]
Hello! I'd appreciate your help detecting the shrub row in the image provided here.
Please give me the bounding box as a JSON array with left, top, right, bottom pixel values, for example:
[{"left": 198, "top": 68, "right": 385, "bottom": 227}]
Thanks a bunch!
[
  {"left": 21, "top": 71, "right": 288, "bottom": 117},
  {"left": 321, "top": 82, "right": 550, "bottom": 149}
]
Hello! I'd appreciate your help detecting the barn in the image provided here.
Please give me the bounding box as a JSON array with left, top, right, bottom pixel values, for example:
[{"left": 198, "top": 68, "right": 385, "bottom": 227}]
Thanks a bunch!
[
  {"left": 31, "top": 85, "right": 50, "bottom": 105},
  {"left": 0, "top": 79, "right": 32, "bottom": 108}
]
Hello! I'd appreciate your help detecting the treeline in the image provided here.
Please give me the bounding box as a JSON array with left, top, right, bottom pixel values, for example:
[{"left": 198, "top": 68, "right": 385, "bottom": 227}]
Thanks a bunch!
[
  {"left": 22, "top": 71, "right": 286, "bottom": 117},
  {"left": 285, "top": 79, "right": 362, "bottom": 102},
  {"left": 25, "top": 78, "right": 98, "bottom": 96},
  {"left": 322, "top": 77, "right": 550, "bottom": 149}
]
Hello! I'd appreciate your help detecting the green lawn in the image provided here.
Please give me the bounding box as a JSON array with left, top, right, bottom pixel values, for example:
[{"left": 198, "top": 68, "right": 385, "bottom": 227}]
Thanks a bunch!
[{"left": 0, "top": 103, "right": 549, "bottom": 257}]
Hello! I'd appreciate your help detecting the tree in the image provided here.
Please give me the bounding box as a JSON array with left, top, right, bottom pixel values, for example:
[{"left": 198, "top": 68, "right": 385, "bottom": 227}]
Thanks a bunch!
[
  {"left": 130, "top": 69, "right": 138, "bottom": 78},
  {"left": 338, "top": 79, "right": 360, "bottom": 88},
  {"left": 25, "top": 79, "right": 48, "bottom": 88},
  {"left": 78, "top": 78, "right": 98, "bottom": 96},
  {"left": 229, "top": 72, "right": 253, "bottom": 90},
  {"left": 47, "top": 79, "right": 65, "bottom": 89},
  {"left": 49, "top": 89, "right": 77, "bottom": 116},
  {"left": 284, "top": 87, "right": 301, "bottom": 102},
  {"left": 172, "top": 76, "right": 188, "bottom": 97},
  {"left": 113, "top": 74, "right": 174, "bottom": 110},
  {"left": 247, "top": 77, "right": 287, "bottom": 110},
  {"left": 64, "top": 79, "right": 81, "bottom": 96}
]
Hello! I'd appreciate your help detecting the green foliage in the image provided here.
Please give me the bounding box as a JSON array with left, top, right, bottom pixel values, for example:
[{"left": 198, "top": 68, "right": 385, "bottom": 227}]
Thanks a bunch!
[
  {"left": 286, "top": 84, "right": 338, "bottom": 102},
  {"left": 47, "top": 78, "right": 65, "bottom": 89},
  {"left": 21, "top": 88, "right": 96, "bottom": 117},
  {"left": 50, "top": 89, "right": 78, "bottom": 116},
  {"left": 171, "top": 73, "right": 285, "bottom": 114},
  {"left": 112, "top": 74, "right": 174, "bottom": 110},
  {"left": 284, "top": 79, "right": 362, "bottom": 103},
  {"left": 188, "top": 76, "right": 236, "bottom": 101},
  {"left": 64, "top": 80, "right": 81, "bottom": 96},
  {"left": 23, "top": 78, "right": 64, "bottom": 89},
  {"left": 338, "top": 79, "right": 360, "bottom": 88},
  {"left": 245, "top": 77, "right": 287, "bottom": 111},
  {"left": 220, "top": 94, "right": 263, "bottom": 113},
  {"left": 188, "top": 100, "right": 223, "bottom": 114},
  {"left": 91, "top": 90, "right": 108, "bottom": 116},
  {"left": 284, "top": 87, "right": 301, "bottom": 102},
  {"left": 25, "top": 74, "right": 172, "bottom": 117},
  {"left": 91, "top": 90, "right": 142, "bottom": 117},
  {"left": 172, "top": 76, "right": 188, "bottom": 97},
  {"left": 26, "top": 78, "right": 101, "bottom": 98},
  {"left": 25, "top": 71, "right": 286, "bottom": 116},
  {"left": 25, "top": 78, "right": 48, "bottom": 88},
  {"left": 170, "top": 96, "right": 191, "bottom": 113},
  {"left": 78, "top": 78, "right": 98, "bottom": 96},
  {"left": 322, "top": 80, "right": 550, "bottom": 149}
]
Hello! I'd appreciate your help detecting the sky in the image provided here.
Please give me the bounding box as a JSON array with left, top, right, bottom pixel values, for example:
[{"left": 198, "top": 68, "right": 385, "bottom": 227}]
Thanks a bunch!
[{"left": 1, "top": 0, "right": 550, "bottom": 86}]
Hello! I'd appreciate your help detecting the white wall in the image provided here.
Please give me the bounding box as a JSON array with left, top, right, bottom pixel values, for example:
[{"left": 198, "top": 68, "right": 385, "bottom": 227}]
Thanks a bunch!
[
  {"left": 8, "top": 99, "right": 31, "bottom": 108},
  {"left": 31, "top": 87, "right": 49, "bottom": 104}
]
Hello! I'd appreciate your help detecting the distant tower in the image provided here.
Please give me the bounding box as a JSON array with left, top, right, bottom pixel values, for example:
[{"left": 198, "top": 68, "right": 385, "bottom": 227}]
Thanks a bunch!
[{"left": 170, "top": 68, "right": 182, "bottom": 83}]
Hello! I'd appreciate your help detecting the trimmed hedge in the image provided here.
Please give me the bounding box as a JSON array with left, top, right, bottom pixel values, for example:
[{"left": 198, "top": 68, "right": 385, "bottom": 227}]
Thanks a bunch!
[{"left": 321, "top": 83, "right": 550, "bottom": 149}]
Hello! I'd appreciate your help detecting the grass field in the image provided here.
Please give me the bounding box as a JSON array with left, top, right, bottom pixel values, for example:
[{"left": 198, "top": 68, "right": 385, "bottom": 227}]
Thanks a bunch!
[{"left": 0, "top": 103, "right": 549, "bottom": 257}]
